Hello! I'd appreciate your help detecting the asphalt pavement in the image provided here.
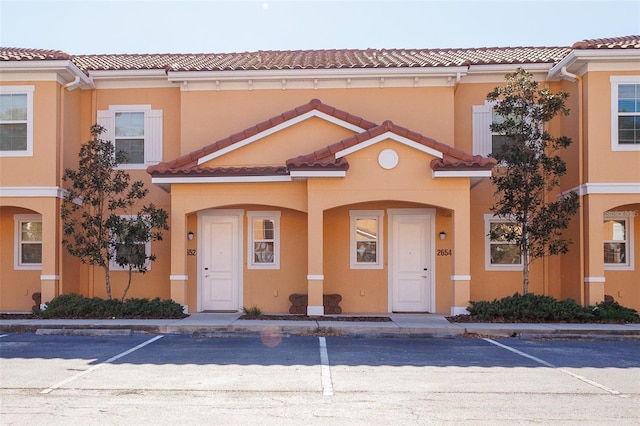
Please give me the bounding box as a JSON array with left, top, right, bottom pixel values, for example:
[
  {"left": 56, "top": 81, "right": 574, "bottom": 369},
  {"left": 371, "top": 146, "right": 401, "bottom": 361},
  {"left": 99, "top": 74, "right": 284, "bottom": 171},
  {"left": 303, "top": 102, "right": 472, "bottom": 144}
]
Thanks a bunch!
[{"left": 2, "top": 313, "right": 639, "bottom": 338}]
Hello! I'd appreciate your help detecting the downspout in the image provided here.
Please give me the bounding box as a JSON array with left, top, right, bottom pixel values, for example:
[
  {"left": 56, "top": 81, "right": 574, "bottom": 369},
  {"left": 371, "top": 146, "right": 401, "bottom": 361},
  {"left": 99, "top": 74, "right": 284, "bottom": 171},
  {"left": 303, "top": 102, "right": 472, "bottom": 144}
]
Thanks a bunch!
[{"left": 560, "top": 66, "right": 585, "bottom": 306}]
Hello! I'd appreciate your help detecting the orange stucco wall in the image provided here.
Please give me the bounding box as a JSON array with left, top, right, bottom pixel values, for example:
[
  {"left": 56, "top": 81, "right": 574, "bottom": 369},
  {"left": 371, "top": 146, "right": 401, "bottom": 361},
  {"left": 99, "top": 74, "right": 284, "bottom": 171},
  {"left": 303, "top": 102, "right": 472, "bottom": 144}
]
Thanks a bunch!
[{"left": 2, "top": 64, "right": 639, "bottom": 314}]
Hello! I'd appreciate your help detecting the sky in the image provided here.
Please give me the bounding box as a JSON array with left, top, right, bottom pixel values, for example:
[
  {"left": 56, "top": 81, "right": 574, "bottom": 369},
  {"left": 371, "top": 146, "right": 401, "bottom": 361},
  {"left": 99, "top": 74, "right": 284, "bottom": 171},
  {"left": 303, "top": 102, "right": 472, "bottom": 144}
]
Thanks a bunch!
[{"left": 1, "top": 0, "right": 639, "bottom": 55}]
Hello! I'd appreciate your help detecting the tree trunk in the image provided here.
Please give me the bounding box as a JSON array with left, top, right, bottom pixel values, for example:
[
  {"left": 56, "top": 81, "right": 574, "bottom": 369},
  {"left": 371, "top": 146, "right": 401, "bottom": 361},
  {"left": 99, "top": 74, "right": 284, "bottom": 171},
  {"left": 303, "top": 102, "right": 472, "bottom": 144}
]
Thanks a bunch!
[
  {"left": 102, "top": 265, "right": 112, "bottom": 300},
  {"left": 522, "top": 248, "right": 530, "bottom": 295},
  {"left": 120, "top": 267, "right": 133, "bottom": 302}
]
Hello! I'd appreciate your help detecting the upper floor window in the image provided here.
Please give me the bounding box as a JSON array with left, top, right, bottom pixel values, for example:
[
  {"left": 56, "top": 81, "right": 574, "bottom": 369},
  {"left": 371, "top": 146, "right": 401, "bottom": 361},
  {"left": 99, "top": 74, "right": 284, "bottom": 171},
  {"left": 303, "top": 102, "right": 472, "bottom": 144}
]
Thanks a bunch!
[
  {"left": 603, "top": 211, "right": 635, "bottom": 270},
  {"left": 14, "top": 214, "right": 42, "bottom": 270},
  {"left": 97, "top": 105, "right": 163, "bottom": 169},
  {"left": 350, "top": 210, "right": 384, "bottom": 269},
  {"left": 248, "top": 211, "right": 280, "bottom": 269},
  {"left": 0, "top": 86, "right": 34, "bottom": 157},
  {"left": 472, "top": 101, "right": 515, "bottom": 157},
  {"left": 611, "top": 76, "right": 640, "bottom": 151},
  {"left": 484, "top": 214, "right": 522, "bottom": 271}
]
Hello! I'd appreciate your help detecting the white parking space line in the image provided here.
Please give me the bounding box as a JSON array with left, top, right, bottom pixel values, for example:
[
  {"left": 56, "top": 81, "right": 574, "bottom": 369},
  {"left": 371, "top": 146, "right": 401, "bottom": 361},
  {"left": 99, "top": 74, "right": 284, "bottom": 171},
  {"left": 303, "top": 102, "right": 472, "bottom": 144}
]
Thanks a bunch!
[
  {"left": 41, "top": 335, "right": 164, "bottom": 395},
  {"left": 483, "top": 338, "right": 622, "bottom": 395},
  {"left": 318, "top": 336, "right": 334, "bottom": 396}
]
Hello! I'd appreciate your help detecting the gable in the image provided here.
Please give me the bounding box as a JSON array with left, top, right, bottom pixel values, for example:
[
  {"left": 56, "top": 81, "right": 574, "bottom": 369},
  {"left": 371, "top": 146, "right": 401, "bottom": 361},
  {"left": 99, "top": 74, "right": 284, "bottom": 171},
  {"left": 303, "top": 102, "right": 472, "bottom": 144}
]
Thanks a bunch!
[
  {"left": 148, "top": 99, "right": 495, "bottom": 184},
  {"left": 198, "top": 116, "right": 360, "bottom": 168}
]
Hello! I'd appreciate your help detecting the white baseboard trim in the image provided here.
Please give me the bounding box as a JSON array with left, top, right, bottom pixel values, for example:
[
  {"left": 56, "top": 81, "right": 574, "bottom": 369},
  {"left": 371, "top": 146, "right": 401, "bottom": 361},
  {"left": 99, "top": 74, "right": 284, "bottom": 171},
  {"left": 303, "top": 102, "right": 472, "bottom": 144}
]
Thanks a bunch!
[
  {"left": 307, "top": 305, "right": 324, "bottom": 316},
  {"left": 450, "top": 306, "right": 469, "bottom": 316}
]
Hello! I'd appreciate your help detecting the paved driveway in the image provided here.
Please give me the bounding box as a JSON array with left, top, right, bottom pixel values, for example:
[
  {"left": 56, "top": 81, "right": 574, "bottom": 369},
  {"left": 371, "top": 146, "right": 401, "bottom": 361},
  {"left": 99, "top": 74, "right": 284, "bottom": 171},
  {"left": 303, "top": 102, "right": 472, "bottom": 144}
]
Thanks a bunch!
[{"left": 1, "top": 333, "right": 638, "bottom": 424}]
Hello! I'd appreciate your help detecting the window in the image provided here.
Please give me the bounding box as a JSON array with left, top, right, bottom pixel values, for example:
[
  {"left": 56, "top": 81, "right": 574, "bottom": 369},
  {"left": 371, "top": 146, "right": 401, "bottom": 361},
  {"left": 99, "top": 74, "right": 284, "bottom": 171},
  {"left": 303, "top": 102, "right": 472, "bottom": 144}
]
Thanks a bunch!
[
  {"left": 109, "top": 216, "right": 151, "bottom": 271},
  {"left": 97, "top": 105, "right": 163, "bottom": 169},
  {"left": 473, "top": 101, "right": 518, "bottom": 157},
  {"left": 603, "top": 212, "right": 635, "bottom": 270},
  {"left": 0, "top": 86, "right": 34, "bottom": 157},
  {"left": 115, "top": 111, "right": 145, "bottom": 164},
  {"left": 350, "top": 210, "right": 383, "bottom": 269},
  {"left": 14, "top": 214, "right": 42, "bottom": 270},
  {"left": 248, "top": 211, "right": 280, "bottom": 269},
  {"left": 484, "top": 215, "right": 522, "bottom": 270},
  {"left": 611, "top": 76, "right": 640, "bottom": 151}
]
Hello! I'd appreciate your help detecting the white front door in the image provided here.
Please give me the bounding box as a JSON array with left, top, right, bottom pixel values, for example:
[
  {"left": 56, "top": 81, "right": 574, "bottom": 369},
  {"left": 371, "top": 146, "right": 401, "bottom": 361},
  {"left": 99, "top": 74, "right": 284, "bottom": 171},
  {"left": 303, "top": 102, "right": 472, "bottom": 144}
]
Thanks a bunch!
[
  {"left": 200, "top": 213, "right": 241, "bottom": 311},
  {"left": 390, "top": 211, "right": 433, "bottom": 312}
]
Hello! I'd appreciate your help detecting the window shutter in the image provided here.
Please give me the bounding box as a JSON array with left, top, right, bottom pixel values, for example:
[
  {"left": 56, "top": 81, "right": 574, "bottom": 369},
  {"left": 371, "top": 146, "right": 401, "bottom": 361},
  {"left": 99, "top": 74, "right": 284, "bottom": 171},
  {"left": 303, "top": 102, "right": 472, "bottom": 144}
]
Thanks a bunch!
[
  {"left": 472, "top": 103, "right": 492, "bottom": 156},
  {"left": 145, "top": 109, "right": 163, "bottom": 165},
  {"left": 96, "top": 110, "right": 114, "bottom": 143}
]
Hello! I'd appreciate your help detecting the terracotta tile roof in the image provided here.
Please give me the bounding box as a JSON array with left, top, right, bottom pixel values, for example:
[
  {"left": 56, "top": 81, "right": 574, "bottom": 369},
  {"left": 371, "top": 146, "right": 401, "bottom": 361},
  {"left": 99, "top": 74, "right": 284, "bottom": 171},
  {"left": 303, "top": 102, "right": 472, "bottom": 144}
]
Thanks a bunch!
[
  {"left": 147, "top": 99, "right": 377, "bottom": 176},
  {"left": 287, "top": 120, "right": 497, "bottom": 172},
  {"left": 68, "top": 46, "right": 571, "bottom": 72},
  {"left": 3, "top": 36, "right": 638, "bottom": 72},
  {"left": 571, "top": 35, "right": 640, "bottom": 49},
  {"left": 149, "top": 98, "right": 495, "bottom": 179},
  {"left": 0, "top": 47, "right": 71, "bottom": 61}
]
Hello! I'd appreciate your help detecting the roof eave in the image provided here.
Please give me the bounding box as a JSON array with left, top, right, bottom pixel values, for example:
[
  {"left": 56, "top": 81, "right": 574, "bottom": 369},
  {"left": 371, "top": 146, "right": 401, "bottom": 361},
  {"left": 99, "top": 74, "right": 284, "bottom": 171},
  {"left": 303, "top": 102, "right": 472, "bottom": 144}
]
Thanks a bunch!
[
  {"left": 548, "top": 49, "right": 640, "bottom": 80},
  {"left": 0, "top": 59, "right": 93, "bottom": 88}
]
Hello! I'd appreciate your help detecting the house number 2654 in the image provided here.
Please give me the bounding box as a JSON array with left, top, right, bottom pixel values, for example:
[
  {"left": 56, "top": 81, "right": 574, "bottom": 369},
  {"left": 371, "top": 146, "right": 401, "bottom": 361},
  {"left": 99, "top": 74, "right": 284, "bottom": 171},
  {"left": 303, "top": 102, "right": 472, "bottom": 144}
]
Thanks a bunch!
[{"left": 437, "top": 249, "right": 452, "bottom": 256}]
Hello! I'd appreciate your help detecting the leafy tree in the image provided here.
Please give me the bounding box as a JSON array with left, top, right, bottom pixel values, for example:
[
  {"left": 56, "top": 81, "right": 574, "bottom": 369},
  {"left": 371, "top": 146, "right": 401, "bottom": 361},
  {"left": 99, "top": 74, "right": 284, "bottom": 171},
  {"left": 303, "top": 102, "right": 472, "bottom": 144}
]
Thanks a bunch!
[
  {"left": 61, "top": 124, "right": 169, "bottom": 301},
  {"left": 487, "top": 68, "right": 579, "bottom": 294}
]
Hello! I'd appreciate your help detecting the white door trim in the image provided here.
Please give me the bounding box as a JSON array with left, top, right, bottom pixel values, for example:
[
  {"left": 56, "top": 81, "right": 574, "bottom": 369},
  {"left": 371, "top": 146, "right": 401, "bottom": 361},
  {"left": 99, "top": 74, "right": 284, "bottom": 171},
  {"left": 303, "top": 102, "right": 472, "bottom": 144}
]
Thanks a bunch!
[
  {"left": 387, "top": 208, "right": 436, "bottom": 313},
  {"left": 197, "top": 209, "right": 244, "bottom": 312}
]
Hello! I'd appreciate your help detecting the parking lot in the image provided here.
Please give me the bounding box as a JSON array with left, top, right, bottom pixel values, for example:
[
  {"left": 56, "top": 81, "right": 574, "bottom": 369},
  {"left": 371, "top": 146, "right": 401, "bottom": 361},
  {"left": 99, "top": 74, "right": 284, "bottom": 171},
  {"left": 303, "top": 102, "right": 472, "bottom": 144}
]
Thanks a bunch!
[{"left": 1, "top": 332, "right": 639, "bottom": 424}]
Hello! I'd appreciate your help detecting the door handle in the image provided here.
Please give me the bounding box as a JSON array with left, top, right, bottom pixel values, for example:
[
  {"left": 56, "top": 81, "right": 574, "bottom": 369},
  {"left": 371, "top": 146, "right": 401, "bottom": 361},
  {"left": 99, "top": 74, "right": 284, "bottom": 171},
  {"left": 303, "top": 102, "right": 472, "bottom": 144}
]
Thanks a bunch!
[{"left": 423, "top": 268, "right": 428, "bottom": 271}]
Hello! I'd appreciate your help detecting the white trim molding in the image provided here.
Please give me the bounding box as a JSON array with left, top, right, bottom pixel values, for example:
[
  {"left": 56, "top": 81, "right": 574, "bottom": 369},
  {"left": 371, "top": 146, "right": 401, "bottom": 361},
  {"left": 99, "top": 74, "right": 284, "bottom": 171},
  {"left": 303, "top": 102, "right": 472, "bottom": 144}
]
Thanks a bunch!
[
  {"left": 198, "top": 109, "right": 367, "bottom": 165},
  {"left": 0, "top": 85, "right": 34, "bottom": 157},
  {"left": 451, "top": 275, "right": 472, "bottom": 281},
  {"left": 152, "top": 176, "right": 292, "bottom": 184},
  {"left": 307, "top": 305, "right": 325, "bottom": 316},
  {"left": 610, "top": 75, "right": 640, "bottom": 152},
  {"left": 433, "top": 170, "right": 492, "bottom": 178},
  {"left": 170, "top": 275, "right": 189, "bottom": 281},
  {"left": 0, "top": 186, "right": 66, "bottom": 198},
  {"left": 40, "top": 275, "right": 60, "bottom": 280},
  {"left": 450, "top": 306, "right": 470, "bottom": 316},
  {"left": 307, "top": 274, "right": 325, "bottom": 280},
  {"left": 562, "top": 182, "right": 640, "bottom": 197},
  {"left": 335, "top": 131, "right": 444, "bottom": 160},
  {"left": 584, "top": 277, "right": 606, "bottom": 283}
]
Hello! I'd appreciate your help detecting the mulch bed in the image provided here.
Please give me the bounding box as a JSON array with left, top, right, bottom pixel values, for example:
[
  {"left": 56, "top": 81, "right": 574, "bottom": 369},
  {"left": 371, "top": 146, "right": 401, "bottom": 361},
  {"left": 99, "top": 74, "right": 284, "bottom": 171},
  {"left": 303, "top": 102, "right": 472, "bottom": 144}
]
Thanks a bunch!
[
  {"left": 0, "top": 313, "right": 35, "bottom": 320},
  {"left": 240, "top": 315, "right": 391, "bottom": 322}
]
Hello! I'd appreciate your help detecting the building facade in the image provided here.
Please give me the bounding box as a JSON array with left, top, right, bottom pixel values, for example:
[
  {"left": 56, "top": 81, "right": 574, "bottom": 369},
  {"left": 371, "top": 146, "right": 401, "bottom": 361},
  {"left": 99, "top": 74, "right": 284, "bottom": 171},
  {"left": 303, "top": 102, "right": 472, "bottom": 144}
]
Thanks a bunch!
[{"left": 1, "top": 36, "right": 638, "bottom": 314}]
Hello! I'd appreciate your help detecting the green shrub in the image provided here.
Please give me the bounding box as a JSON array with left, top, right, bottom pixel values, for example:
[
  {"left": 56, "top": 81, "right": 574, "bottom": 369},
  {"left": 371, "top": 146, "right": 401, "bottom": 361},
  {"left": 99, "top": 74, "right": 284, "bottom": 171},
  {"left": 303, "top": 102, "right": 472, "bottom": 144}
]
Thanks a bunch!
[
  {"left": 39, "top": 294, "right": 186, "bottom": 319},
  {"left": 468, "top": 293, "right": 637, "bottom": 323},
  {"left": 242, "top": 305, "right": 262, "bottom": 318},
  {"left": 591, "top": 300, "right": 640, "bottom": 323}
]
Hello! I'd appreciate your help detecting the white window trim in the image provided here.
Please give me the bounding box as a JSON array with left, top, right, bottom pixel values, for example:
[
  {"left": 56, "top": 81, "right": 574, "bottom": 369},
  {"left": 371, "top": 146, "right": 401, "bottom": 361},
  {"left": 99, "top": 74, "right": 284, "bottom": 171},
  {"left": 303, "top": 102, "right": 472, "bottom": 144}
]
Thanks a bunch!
[
  {"left": 109, "top": 215, "right": 152, "bottom": 271},
  {"left": 97, "top": 104, "right": 163, "bottom": 170},
  {"left": 603, "top": 214, "right": 635, "bottom": 271},
  {"left": 247, "top": 211, "right": 281, "bottom": 270},
  {"left": 350, "top": 210, "right": 384, "bottom": 269},
  {"left": 484, "top": 214, "right": 523, "bottom": 271},
  {"left": 0, "top": 85, "right": 34, "bottom": 157},
  {"left": 610, "top": 76, "right": 640, "bottom": 152},
  {"left": 14, "top": 214, "right": 42, "bottom": 270}
]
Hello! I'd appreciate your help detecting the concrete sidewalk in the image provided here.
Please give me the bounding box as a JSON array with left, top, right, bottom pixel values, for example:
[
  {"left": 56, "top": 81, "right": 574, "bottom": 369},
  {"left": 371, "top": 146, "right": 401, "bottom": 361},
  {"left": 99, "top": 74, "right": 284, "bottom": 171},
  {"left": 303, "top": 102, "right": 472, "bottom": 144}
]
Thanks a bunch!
[{"left": 2, "top": 313, "right": 640, "bottom": 338}]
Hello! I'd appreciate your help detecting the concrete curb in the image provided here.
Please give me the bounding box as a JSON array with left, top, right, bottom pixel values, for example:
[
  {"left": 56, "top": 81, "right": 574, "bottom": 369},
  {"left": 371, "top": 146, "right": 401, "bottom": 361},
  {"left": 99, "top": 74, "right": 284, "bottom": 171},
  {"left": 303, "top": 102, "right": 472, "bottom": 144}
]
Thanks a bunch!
[{"left": 1, "top": 317, "right": 639, "bottom": 339}]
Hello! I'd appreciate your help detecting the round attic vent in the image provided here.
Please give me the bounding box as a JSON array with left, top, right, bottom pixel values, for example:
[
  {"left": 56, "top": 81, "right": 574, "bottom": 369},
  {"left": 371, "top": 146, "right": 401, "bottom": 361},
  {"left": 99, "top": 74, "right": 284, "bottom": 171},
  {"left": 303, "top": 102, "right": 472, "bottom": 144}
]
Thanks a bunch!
[{"left": 378, "top": 149, "right": 399, "bottom": 170}]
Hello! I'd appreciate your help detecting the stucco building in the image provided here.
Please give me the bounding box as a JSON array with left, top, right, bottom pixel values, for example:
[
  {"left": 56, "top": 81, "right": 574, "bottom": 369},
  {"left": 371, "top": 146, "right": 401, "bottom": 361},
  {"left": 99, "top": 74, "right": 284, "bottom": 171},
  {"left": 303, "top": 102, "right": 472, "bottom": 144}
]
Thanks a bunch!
[{"left": 1, "top": 35, "right": 638, "bottom": 315}]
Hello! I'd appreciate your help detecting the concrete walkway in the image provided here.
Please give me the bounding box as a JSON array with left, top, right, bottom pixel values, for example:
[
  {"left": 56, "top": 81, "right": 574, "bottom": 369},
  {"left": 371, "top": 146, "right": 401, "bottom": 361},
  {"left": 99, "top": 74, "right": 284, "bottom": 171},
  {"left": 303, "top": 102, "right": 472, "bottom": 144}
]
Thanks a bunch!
[{"left": 2, "top": 313, "right": 639, "bottom": 338}]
